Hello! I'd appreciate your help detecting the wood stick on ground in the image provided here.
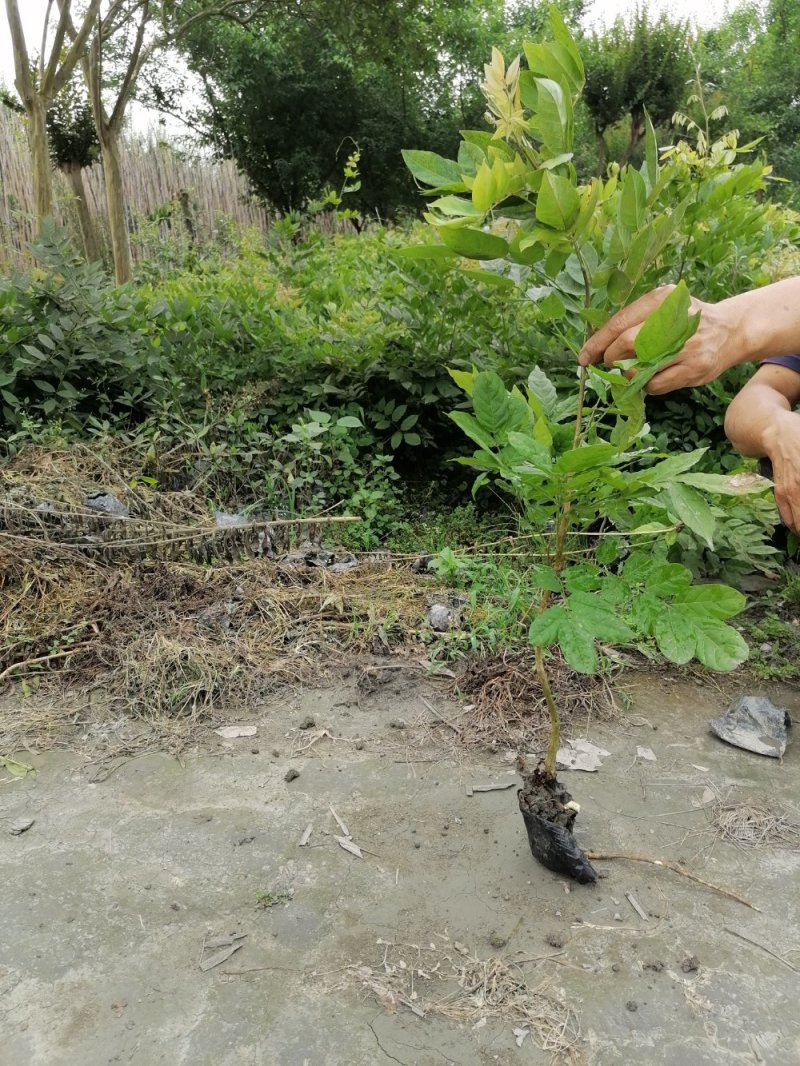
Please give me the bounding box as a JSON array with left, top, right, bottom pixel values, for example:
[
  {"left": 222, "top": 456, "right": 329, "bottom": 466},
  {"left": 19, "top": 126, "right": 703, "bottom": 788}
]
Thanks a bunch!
[
  {"left": 0, "top": 643, "right": 94, "bottom": 684},
  {"left": 587, "top": 851, "right": 760, "bottom": 911},
  {"left": 723, "top": 927, "right": 799, "bottom": 972},
  {"left": 421, "top": 697, "right": 463, "bottom": 737}
]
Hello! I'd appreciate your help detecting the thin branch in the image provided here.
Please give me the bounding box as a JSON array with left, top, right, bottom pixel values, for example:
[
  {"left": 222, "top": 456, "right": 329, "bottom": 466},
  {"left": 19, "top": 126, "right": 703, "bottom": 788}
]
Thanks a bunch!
[{"left": 587, "top": 852, "right": 760, "bottom": 911}]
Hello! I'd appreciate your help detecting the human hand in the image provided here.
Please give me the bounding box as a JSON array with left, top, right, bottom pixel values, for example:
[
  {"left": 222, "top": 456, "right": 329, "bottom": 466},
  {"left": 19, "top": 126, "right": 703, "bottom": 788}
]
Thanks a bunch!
[
  {"left": 762, "top": 412, "right": 800, "bottom": 532},
  {"left": 578, "top": 285, "right": 743, "bottom": 395}
]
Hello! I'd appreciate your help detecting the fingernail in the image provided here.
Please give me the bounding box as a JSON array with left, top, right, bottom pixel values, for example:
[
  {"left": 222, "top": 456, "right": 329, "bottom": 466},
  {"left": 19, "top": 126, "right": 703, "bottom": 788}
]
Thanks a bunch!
[{"left": 578, "top": 352, "right": 588, "bottom": 366}]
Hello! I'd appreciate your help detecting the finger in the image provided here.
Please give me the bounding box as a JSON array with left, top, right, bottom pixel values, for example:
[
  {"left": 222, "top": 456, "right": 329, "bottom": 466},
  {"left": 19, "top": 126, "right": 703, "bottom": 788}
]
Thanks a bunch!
[
  {"left": 774, "top": 485, "right": 795, "bottom": 530},
  {"left": 604, "top": 325, "right": 641, "bottom": 365},
  {"left": 645, "top": 362, "right": 694, "bottom": 395},
  {"left": 578, "top": 285, "right": 675, "bottom": 366}
]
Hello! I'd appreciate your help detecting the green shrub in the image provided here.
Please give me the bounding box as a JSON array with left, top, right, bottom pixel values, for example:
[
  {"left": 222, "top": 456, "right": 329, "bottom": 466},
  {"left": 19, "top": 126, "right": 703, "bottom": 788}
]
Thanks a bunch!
[{"left": 0, "top": 223, "right": 175, "bottom": 432}]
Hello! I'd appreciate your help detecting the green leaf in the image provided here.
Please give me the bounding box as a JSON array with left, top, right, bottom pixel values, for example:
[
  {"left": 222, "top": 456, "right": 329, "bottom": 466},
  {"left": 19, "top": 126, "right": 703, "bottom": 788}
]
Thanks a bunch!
[
  {"left": 402, "top": 149, "right": 463, "bottom": 189},
  {"left": 564, "top": 564, "right": 601, "bottom": 592},
  {"left": 404, "top": 432, "right": 422, "bottom": 446},
  {"left": 653, "top": 610, "right": 696, "bottom": 665},
  {"left": 555, "top": 443, "right": 619, "bottom": 474},
  {"left": 473, "top": 371, "right": 511, "bottom": 434},
  {"left": 633, "top": 280, "right": 701, "bottom": 367},
  {"left": 558, "top": 615, "right": 598, "bottom": 674},
  {"left": 428, "top": 195, "right": 484, "bottom": 218},
  {"left": 391, "top": 431, "right": 402, "bottom": 450},
  {"left": 471, "top": 163, "right": 496, "bottom": 213},
  {"left": 530, "top": 565, "right": 562, "bottom": 593},
  {"left": 437, "top": 226, "right": 509, "bottom": 260},
  {"left": 607, "top": 268, "right": 631, "bottom": 305},
  {"left": 689, "top": 613, "right": 749, "bottom": 671},
  {"left": 532, "top": 77, "right": 572, "bottom": 155},
  {"left": 536, "top": 171, "right": 580, "bottom": 231},
  {"left": 449, "top": 368, "right": 477, "bottom": 396},
  {"left": 527, "top": 366, "right": 558, "bottom": 419},
  {"left": 639, "top": 450, "right": 706, "bottom": 487},
  {"left": 394, "top": 245, "right": 457, "bottom": 262},
  {"left": 504, "top": 432, "right": 552, "bottom": 472},
  {"left": 677, "top": 472, "right": 768, "bottom": 496},
  {"left": 642, "top": 109, "right": 659, "bottom": 194},
  {"left": 620, "top": 168, "right": 647, "bottom": 230},
  {"left": 645, "top": 563, "right": 693, "bottom": 597},
  {"left": 595, "top": 537, "right": 621, "bottom": 566},
  {"left": 666, "top": 483, "right": 716, "bottom": 550},
  {"left": 676, "top": 584, "right": 746, "bottom": 620},
  {"left": 567, "top": 592, "right": 635, "bottom": 643},
  {"left": 336, "top": 415, "right": 362, "bottom": 428},
  {"left": 449, "top": 410, "right": 497, "bottom": 452},
  {"left": 528, "top": 606, "right": 564, "bottom": 646}
]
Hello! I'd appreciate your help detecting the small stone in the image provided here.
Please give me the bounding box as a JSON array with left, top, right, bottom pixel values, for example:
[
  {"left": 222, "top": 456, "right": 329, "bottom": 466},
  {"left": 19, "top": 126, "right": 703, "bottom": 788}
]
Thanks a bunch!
[
  {"left": 488, "top": 931, "right": 508, "bottom": 949},
  {"left": 284, "top": 768, "right": 300, "bottom": 782},
  {"left": 545, "top": 933, "right": 565, "bottom": 949},
  {"left": 626, "top": 1001, "right": 638, "bottom": 1012},
  {"left": 354, "top": 740, "right": 365, "bottom": 751},
  {"left": 272, "top": 749, "right": 281, "bottom": 758},
  {"left": 389, "top": 719, "right": 407, "bottom": 730},
  {"left": 143, "top": 884, "right": 152, "bottom": 891},
  {"left": 9, "top": 817, "right": 35, "bottom": 836},
  {"left": 614, "top": 913, "right": 623, "bottom": 922},
  {"left": 425, "top": 604, "right": 452, "bottom": 632},
  {"left": 611, "top": 963, "right": 621, "bottom": 973},
  {"left": 250, "top": 748, "right": 259, "bottom": 755},
  {"left": 414, "top": 841, "right": 421, "bottom": 849},
  {"left": 298, "top": 715, "right": 316, "bottom": 730},
  {"left": 681, "top": 955, "right": 700, "bottom": 973},
  {"left": 760, "top": 642, "right": 773, "bottom": 655},
  {"left": 171, "top": 903, "right": 180, "bottom": 912}
]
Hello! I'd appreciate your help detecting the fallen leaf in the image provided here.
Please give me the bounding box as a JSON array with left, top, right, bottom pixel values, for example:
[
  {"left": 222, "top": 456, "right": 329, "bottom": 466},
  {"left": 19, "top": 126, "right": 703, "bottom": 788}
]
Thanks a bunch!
[
  {"left": 691, "top": 764, "right": 710, "bottom": 772},
  {"left": 556, "top": 739, "right": 610, "bottom": 772},
  {"left": 199, "top": 942, "right": 242, "bottom": 972},
  {"left": 636, "top": 746, "right": 657, "bottom": 762},
  {"left": 513, "top": 1026, "right": 530, "bottom": 1047},
  {"left": 215, "top": 725, "right": 257, "bottom": 739},
  {"left": 334, "top": 835, "right": 362, "bottom": 858},
  {"left": 0, "top": 756, "right": 35, "bottom": 778}
]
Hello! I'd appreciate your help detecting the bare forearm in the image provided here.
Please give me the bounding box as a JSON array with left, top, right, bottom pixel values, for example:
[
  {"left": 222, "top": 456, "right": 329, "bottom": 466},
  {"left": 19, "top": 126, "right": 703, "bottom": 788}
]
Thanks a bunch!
[
  {"left": 725, "top": 385, "right": 798, "bottom": 457},
  {"left": 721, "top": 278, "right": 800, "bottom": 369}
]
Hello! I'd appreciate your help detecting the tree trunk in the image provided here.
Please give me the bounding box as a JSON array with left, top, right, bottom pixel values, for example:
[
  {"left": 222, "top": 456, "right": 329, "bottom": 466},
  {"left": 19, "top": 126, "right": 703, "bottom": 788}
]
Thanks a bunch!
[
  {"left": 621, "top": 112, "right": 646, "bottom": 166},
  {"left": 28, "top": 97, "right": 54, "bottom": 223},
  {"left": 595, "top": 132, "right": 607, "bottom": 177},
  {"left": 63, "top": 162, "right": 100, "bottom": 261},
  {"left": 100, "top": 128, "right": 133, "bottom": 284}
]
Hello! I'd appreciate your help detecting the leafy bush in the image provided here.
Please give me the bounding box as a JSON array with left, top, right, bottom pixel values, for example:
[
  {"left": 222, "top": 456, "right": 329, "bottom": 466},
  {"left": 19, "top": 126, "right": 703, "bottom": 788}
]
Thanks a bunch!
[{"left": 0, "top": 223, "right": 174, "bottom": 432}]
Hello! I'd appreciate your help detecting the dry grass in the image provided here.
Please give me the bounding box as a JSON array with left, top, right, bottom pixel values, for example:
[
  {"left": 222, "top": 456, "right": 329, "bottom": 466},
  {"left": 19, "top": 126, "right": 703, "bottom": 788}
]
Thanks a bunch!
[
  {"left": 455, "top": 650, "right": 615, "bottom": 748},
  {"left": 710, "top": 794, "right": 800, "bottom": 851},
  {"left": 336, "top": 935, "right": 580, "bottom": 1058}
]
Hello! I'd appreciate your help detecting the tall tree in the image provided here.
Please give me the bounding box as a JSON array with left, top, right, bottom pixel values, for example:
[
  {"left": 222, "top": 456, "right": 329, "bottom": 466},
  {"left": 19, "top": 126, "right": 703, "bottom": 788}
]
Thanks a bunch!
[
  {"left": 47, "top": 79, "right": 101, "bottom": 261},
  {"left": 176, "top": 0, "right": 586, "bottom": 215},
  {"left": 59, "top": 0, "right": 273, "bottom": 283},
  {"left": 4, "top": 0, "right": 101, "bottom": 222},
  {"left": 582, "top": 8, "right": 693, "bottom": 173}
]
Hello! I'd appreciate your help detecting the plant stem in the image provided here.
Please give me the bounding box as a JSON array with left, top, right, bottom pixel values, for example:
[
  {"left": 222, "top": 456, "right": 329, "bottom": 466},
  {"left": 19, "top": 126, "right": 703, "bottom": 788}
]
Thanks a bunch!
[{"left": 534, "top": 645, "right": 561, "bottom": 778}]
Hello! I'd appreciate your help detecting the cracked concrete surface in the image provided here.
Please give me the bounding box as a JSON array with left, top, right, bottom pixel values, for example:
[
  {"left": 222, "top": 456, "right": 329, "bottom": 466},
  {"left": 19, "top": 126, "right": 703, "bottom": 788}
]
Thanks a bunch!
[{"left": 3, "top": 673, "right": 800, "bottom": 1065}]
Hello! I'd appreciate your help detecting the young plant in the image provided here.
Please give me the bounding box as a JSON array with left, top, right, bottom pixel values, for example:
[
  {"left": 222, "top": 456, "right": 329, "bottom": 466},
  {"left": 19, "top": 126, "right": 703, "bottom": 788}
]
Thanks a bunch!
[{"left": 403, "top": 10, "right": 757, "bottom": 874}]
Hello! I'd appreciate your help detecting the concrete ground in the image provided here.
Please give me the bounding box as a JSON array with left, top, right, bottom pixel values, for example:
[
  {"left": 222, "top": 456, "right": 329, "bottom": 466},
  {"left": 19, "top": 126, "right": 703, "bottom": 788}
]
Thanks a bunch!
[{"left": 2, "top": 670, "right": 800, "bottom": 1066}]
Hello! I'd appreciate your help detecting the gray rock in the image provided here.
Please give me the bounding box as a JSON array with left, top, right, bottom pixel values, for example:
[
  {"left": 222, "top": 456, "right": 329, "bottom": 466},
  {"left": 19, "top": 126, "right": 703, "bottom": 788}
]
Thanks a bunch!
[
  {"left": 425, "top": 604, "right": 452, "bottom": 632},
  {"left": 9, "top": 817, "right": 35, "bottom": 836},
  {"left": 709, "top": 695, "right": 792, "bottom": 758},
  {"left": 83, "top": 491, "right": 129, "bottom": 518}
]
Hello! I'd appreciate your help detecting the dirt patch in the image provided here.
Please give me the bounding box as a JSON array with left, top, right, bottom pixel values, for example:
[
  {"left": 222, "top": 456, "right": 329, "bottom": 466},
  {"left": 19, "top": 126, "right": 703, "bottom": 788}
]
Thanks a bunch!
[{"left": 4, "top": 673, "right": 800, "bottom": 1065}]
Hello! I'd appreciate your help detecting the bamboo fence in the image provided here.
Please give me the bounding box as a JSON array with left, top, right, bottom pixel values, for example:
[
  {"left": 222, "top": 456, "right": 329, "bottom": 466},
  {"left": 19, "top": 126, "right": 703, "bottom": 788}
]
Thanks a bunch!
[{"left": 0, "top": 106, "right": 271, "bottom": 274}]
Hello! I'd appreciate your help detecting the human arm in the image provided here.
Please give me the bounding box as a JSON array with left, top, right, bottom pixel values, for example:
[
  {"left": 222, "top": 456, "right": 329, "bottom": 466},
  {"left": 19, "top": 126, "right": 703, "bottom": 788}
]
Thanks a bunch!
[
  {"left": 578, "top": 277, "right": 800, "bottom": 395},
  {"left": 724, "top": 363, "right": 800, "bottom": 531}
]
